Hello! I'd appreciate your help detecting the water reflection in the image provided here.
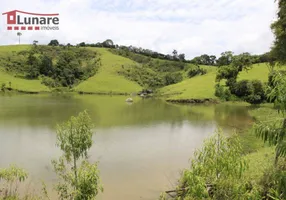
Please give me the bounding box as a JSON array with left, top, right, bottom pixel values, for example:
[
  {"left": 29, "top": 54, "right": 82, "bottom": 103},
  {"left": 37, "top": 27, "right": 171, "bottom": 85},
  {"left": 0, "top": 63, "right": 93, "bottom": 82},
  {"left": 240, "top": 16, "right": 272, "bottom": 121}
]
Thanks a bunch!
[{"left": 0, "top": 94, "right": 253, "bottom": 199}]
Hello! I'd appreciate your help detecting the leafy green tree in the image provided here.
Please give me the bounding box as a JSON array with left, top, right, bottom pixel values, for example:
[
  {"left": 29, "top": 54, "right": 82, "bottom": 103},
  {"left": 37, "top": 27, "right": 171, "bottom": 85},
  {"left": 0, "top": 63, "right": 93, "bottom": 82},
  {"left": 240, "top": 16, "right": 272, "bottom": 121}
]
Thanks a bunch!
[
  {"left": 217, "top": 51, "right": 233, "bottom": 66},
  {"left": 39, "top": 55, "right": 54, "bottom": 76},
  {"left": 200, "top": 54, "right": 211, "bottom": 65},
  {"left": 215, "top": 53, "right": 265, "bottom": 104},
  {"left": 255, "top": 73, "right": 286, "bottom": 165},
  {"left": 53, "top": 111, "right": 102, "bottom": 200},
  {"left": 48, "top": 40, "right": 59, "bottom": 46},
  {"left": 216, "top": 53, "right": 253, "bottom": 94},
  {"left": 178, "top": 53, "right": 185, "bottom": 61},
  {"left": 254, "top": 0, "right": 286, "bottom": 166},
  {"left": 271, "top": 0, "right": 286, "bottom": 64},
  {"left": 54, "top": 51, "right": 82, "bottom": 86},
  {"left": 102, "top": 39, "right": 114, "bottom": 47},
  {"left": 33, "top": 40, "right": 38, "bottom": 46},
  {"left": 209, "top": 55, "right": 217, "bottom": 65},
  {"left": 231, "top": 52, "right": 253, "bottom": 71},
  {"left": 78, "top": 42, "right": 86, "bottom": 47},
  {"left": 191, "top": 54, "right": 217, "bottom": 66},
  {"left": 172, "top": 49, "right": 178, "bottom": 59},
  {"left": 26, "top": 53, "right": 41, "bottom": 79}
]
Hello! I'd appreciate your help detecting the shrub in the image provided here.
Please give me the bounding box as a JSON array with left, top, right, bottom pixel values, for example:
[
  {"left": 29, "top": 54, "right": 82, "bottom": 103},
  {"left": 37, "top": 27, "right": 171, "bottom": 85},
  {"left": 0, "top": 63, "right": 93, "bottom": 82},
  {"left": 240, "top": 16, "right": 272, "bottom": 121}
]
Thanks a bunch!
[
  {"left": 187, "top": 66, "right": 207, "bottom": 78},
  {"left": 0, "top": 165, "right": 28, "bottom": 198},
  {"left": 41, "top": 76, "right": 60, "bottom": 88},
  {"left": 232, "top": 80, "right": 266, "bottom": 104},
  {"left": 259, "top": 160, "right": 286, "bottom": 199},
  {"left": 245, "top": 94, "right": 262, "bottom": 104},
  {"left": 1, "top": 83, "right": 6, "bottom": 92},
  {"left": 252, "top": 80, "right": 266, "bottom": 100},
  {"left": 224, "top": 88, "right": 232, "bottom": 101},
  {"left": 164, "top": 72, "right": 183, "bottom": 85},
  {"left": 233, "top": 80, "right": 254, "bottom": 97},
  {"left": 118, "top": 65, "right": 165, "bottom": 88},
  {"left": 215, "top": 84, "right": 224, "bottom": 98},
  {"left": 268, "top": 70, "right": 286, "bottom": 88},
  {"left": 174, "top": 130, "right": 260, "bottom": 200},
  {"left": 215, "top": 84, "right": 232, "bottom": 101}
]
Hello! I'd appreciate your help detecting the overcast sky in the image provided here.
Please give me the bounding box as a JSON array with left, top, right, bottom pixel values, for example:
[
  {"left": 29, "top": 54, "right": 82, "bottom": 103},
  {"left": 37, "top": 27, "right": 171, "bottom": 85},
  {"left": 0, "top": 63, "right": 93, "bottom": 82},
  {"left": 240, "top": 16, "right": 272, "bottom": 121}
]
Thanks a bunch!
[{"left": 0, "top": 0, "right": 277, "bottom": 58}]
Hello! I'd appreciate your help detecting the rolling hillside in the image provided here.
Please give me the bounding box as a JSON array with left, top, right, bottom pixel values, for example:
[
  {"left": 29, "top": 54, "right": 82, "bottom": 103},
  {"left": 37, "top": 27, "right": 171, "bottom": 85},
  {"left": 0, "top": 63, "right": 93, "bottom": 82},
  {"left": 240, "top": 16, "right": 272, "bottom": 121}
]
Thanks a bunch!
[
  {"left": 0, "top": 45, "right": 50, "bottom": 92},
  {"left": 0, "top": 45, "right": 282, "bottom": 98},
  {"left": 160, "top": 63, "right": 283, "bottom": 100},
  {"left": 159, "top": 66, "right": 217, "bottom": 99},
  {"left": 0, "top": 45, "right": 141, "bottom": 93},
  {"left": 0, "top": 70, "right": 50, "bottom": 92},
  {"left": 75, "top": 48, "right": 142, "bottom": 94}
]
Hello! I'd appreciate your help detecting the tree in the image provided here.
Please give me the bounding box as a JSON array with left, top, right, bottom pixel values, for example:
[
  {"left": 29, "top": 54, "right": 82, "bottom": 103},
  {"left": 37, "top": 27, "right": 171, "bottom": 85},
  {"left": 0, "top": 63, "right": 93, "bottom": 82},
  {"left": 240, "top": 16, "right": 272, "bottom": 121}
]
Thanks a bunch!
[
  {"left": 39, "top": 55, "right": 54, "bottom": 76},
  {"left": 52, "top": 111, "right": 102, "bottom": 199},
  {"left": 255, "top": 73, "right": 286, "bottom": 165},
  {"left": 17, "top": 32, "right": 22, "bottom": 44},
  {"left": 271, "top": 0, "right": 286, "bottom": 64},
  {"left": 178, "top": 53, "right": 185, "bottom": 61},
  {"left": 191, "top": 54, "right": 216, "bottom": 66},
  {"left": 33, "top": 40, "right": 38, "bottom": 46},
  {"left": 102, "top": 39, "right": 114, "bottom": 47},
  {"left": 200, "top": 54, "right": 211, "bottom": 65},
  {"left": 78, "top": 42, "right": 86, "bottom": 47},
  {"left": 67, "top": 43, "right": 72, "bottom": 49},
  {"left": 217, "top": 51, "right": 233, "bottom": 66},
  {"left": 48, "top": 39, "right": 59, "bottom": 46},
  {"left": 216, "top": 53, "right": 256, "bottom": 102},
  {"left": 54, "top": 50, "right": 79, "bottom": 86},
  {"left": 255, "top": 0, "right": 286, "bottom": 136},
  {"left": 209, "top": 55, "right": 217, "bottom": 65},
  {"left": 26, "top": 53, "right": 41, "bottom": 78},
  {"left": 172, "top": 49, "right": 178, "bottom": 59},
  {"left": 216, "top": 53, "right": 253, "bottom": 87}
]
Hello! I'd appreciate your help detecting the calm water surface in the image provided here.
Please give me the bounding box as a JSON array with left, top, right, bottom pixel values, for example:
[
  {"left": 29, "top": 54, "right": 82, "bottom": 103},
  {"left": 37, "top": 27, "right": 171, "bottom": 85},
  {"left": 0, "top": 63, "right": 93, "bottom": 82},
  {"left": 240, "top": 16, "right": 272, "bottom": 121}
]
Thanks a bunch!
[{"left": 0, "top": 94, "right": 253, "bottom": 200}]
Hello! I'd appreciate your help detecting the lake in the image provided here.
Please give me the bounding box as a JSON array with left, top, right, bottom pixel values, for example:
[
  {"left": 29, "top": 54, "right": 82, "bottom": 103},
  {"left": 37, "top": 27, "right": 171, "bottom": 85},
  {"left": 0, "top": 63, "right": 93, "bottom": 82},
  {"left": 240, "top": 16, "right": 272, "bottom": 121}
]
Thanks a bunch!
[{"left": 0, "top": 94, "right": 254, "bottom": 200}]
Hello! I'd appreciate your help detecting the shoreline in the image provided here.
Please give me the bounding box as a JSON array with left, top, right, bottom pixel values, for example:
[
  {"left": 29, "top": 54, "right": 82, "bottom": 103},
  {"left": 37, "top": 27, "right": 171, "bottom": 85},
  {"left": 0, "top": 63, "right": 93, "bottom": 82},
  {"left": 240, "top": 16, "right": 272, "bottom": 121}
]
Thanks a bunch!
[{"left": 0, "top": 89, "right": 227, "bottom": 104}]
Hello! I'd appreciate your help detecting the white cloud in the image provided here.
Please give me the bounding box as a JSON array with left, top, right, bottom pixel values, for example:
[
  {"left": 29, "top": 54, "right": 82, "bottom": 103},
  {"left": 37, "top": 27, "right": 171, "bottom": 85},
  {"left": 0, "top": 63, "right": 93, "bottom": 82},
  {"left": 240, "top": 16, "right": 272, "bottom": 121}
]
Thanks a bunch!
[{"left": 0, "top": 0, "right": 278, "bottom": 58}]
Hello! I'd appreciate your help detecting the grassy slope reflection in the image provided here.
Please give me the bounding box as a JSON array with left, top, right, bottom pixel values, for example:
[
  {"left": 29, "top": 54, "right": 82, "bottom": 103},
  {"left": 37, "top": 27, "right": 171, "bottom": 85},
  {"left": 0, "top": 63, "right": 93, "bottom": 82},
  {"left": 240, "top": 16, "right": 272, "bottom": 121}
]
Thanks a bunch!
[{"left": 0, "top": 94, "right": 253, "bottom": 130}]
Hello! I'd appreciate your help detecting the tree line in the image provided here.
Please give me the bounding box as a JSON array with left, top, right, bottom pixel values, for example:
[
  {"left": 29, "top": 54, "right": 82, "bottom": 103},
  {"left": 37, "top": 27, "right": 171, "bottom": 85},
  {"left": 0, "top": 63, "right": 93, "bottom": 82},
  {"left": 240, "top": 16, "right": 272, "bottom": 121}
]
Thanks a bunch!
[{"left": 48, "top": 39, "right": 275, "bottom": 66}]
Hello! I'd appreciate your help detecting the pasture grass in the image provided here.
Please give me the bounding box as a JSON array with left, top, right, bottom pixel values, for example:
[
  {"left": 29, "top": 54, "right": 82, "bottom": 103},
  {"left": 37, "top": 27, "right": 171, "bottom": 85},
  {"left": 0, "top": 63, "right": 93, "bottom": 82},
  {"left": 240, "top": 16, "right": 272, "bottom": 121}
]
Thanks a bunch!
[
  {"left": 75, "top": 48, "right": 142, "bottom": 94},
  {"left": 160, "top": 63, "right": 286, "bottom": 100}
]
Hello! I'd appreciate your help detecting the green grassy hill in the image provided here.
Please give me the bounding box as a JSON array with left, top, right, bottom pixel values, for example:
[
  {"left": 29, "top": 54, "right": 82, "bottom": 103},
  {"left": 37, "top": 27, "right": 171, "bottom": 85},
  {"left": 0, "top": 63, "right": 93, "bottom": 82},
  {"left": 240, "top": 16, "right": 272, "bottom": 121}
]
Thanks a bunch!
[
  {"left": 75, "top": 48, "right": 142, "bottom": 94},
  {"left": 160, "top": 63, "right": 283, "bottom": 100},
  {"left": 160, "top": 65, "right": 217, "bottom": 99},
  {"left": 237, "top": 63, "right": 271, "bottom": 82},
  {"left": 0, "top": 45, "right": 50, "bottom": 92},
  {"left": 0, "top": 45, "right": 141, "bottom": 94},
  {"left": 0, "top": 45, "right": 30, "bottom": 55},
  {"left": 0, "top": 45, "right": 283, "bottom": 98},
  {"left": 0, "top": 70, "right": 50, "bottom": 92}
]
